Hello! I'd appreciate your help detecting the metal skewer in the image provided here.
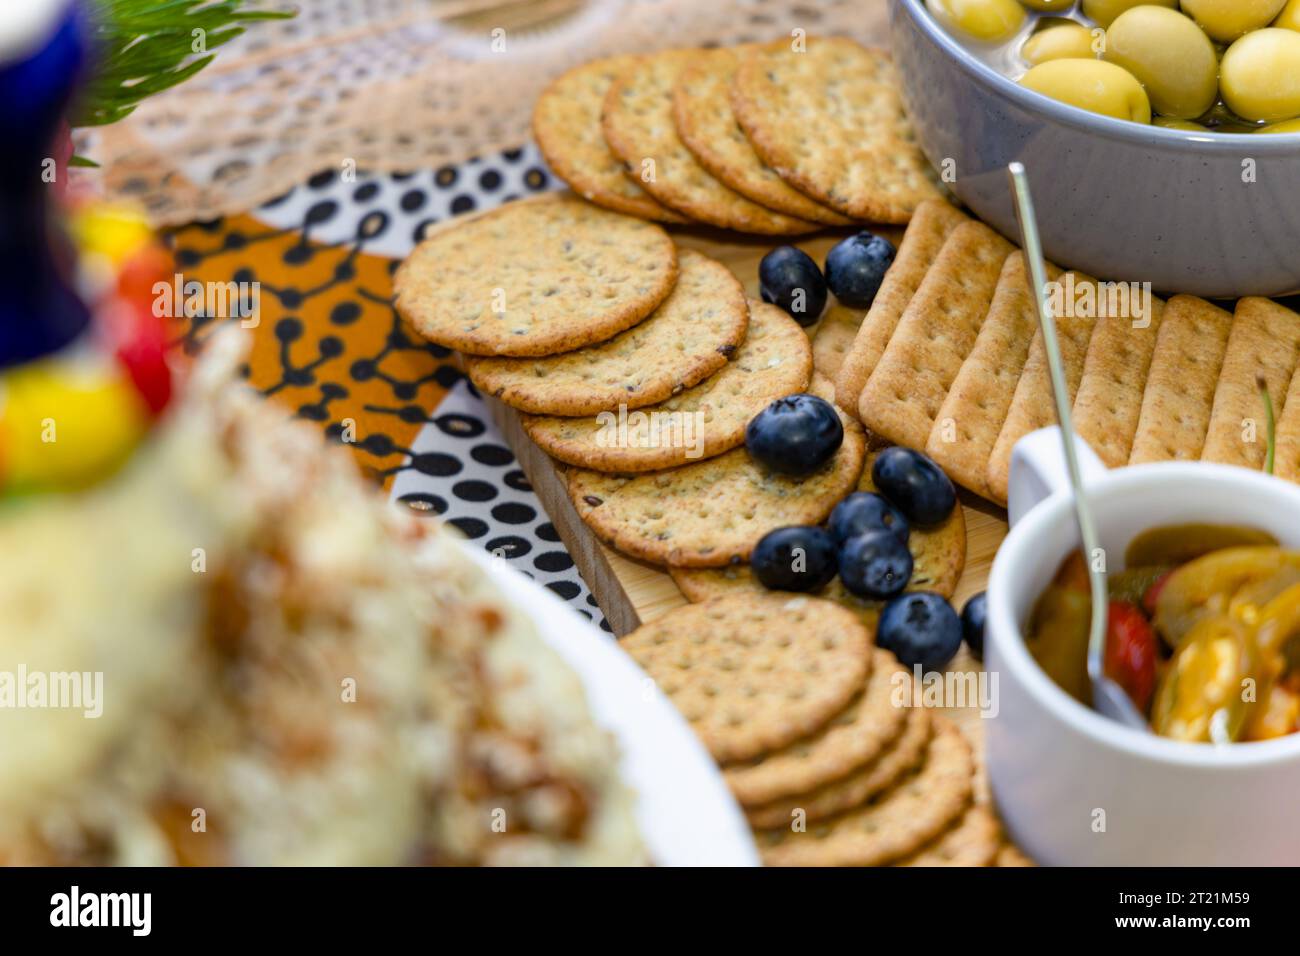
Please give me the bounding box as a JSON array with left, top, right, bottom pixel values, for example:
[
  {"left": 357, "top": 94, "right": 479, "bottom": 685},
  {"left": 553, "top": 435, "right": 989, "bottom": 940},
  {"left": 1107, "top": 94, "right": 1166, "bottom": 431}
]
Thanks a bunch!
[{"left": 1006, "top": 162, "right": 1148, "bottom": 732}]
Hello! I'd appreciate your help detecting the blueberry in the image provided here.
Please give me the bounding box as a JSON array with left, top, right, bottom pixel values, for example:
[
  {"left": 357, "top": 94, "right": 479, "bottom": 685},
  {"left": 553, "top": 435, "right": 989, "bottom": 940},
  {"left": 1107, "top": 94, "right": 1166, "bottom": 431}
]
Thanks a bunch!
[
  {"left": 759, "top": 246, "right": 827, "bottom": 327},
  {"left": 877, "top": 592, "right": 963, "bottom": 672},
  {"left": 838, "top": 530, "right": 913, "bottom": 600},
  {"left": 961, "top": 591, "right": 987, "bottom": 661},
  {"left": 751, "top": 526, "right": 838, "bottom": 593},
  {"left": 745, "top": 394, "right": 843, "bottom": 477},
  {"left": 824, "top": 231, "right": 896, "bottom": 308},
  {"left": 828, "top": 492, "right": 909, "bottom": 546},
  {"left": 871, "top": 446, "right": 957, "bottom": 527}
]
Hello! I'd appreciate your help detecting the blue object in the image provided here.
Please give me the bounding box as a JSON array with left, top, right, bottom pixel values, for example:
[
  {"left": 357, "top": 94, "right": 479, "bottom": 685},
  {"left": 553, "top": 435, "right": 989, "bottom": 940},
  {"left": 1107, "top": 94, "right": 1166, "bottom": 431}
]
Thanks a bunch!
[
  {"left": 744, "top": 393, "right": 843, "bottom": 477},
  {"left": 751, "top": 525, "right": 838, "bottom": 593},
  {"left": 838, "top": 529, "right": 913, "bottom": 600},
  {"left": 961, "top": 591, "right": 987, "bottom": 661},
  {"left": 877, "top": 592, "right": 963, "bottom": 672},
  {"left": 758, "top": 245, "right": 827, "bottom": 327},
  {"left": 0, "top": 0, "right": 91, "bottom": 370},
  {"left": 824, "top": 232, "right": 896, "bottom": 309},
  {"left": 828, "top": 491, "right": 910, "bottom": 546},
  {"left": 871, "top": 446, "right": 957, "bottom": 528}
]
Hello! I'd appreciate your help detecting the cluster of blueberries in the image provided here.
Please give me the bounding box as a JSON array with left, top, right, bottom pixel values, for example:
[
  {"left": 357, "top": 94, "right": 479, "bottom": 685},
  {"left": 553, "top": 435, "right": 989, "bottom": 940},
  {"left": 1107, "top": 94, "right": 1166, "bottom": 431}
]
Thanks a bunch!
[{"left": 738, "top": 232, "right": 987, "bottom": 673}]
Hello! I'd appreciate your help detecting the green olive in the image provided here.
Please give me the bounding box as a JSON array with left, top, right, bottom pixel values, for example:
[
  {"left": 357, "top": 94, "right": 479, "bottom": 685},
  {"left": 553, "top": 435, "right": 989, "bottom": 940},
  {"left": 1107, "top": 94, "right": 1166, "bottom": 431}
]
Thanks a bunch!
[
  {"left": 1023, "top": 24, "right": 1102, "bottom": 64},
  {"left": 1181, "top": 0, "right": 1287, "bottom": 43},
  {"left": 1020, "top": 58, "right": 1152, "bottom": 122},
  {"left": 1276, "top": 0, "right": 1300, "bottom": 31},
  {"left": 1154, "top": 115, "right": 1209, "bottom": 130},
  {"left": 1019, "top": 0, "right": 1075, "bottom": 9},
  {"left": 1257, "top": 117, "right": 1300, "bottom": 132},
  {"left": 1103, "top": 7, "right": 1218, "bottom": 119},
  {"left": 1220, "top": 28, "right": 1300, "bottom": 121},
  {"left": 929, "top": 0, "right": 1027, "bottom": 42},
  {"left": 1081, "top": 0, "right": 1177, "bottom": 29}
]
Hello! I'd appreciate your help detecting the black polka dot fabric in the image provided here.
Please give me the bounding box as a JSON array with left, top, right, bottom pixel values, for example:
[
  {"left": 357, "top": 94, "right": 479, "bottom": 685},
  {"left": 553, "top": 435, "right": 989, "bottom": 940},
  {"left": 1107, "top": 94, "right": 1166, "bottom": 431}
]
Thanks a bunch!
[
  {"left": 254, "top": 145, "right": 608, "bottom": 629},
  {"left": 255, "top": 143, "right": 559, "bottom": 259}
]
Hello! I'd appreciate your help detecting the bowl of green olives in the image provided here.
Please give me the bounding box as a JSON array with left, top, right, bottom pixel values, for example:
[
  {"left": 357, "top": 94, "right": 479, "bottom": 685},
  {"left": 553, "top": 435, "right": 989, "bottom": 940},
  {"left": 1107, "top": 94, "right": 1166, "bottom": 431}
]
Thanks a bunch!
[{"left": 891, "top": 0, "right": 1300, "bottom": 297}]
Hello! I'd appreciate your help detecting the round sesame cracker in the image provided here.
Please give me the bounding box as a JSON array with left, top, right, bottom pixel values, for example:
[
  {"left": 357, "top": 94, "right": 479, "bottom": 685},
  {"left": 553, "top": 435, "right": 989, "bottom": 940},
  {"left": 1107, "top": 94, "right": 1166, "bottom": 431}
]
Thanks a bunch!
[
  {"left": 723, "top": 649, "right": 909, "bottom": 807},
  {"left": 521, "top": 299, "right": 811, "bottom": 470},
  {"left": 532, "top": 56, "right": 685, "bottom": 223},
  {"left": 754, "top": 716, "right": 972, "bottom": 866},
  {"left": 602, "top": 49, "right": 818, "bottom": 235},
  {"left": 895, "top": 805, "right": 1001, "bottom": 867},
  {"left": 730, "top": 37, "right": 944, "bottom": 224},
  {"left": 464, "top": 248, "right": 748, "bottom": 415},
  {"left": 394, "top": 194, "right": 678, "bottom": 357},
  {"left": 567, "top": 393, "right": 866, "bottom": 567},
  {"left": 673, "top": 47, "right": 851, "bottom": 226},
  {"left": 743, "top": 704, "right": 932, "bottom": 829},
  {"left": 621, "top": 593, "right": 872, "bottom": 765}
]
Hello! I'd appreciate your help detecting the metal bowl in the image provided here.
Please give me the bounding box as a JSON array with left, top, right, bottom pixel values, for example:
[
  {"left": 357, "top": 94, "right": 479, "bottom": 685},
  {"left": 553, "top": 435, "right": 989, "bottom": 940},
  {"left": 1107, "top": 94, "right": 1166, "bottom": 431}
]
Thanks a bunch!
[{"left": 890, "top": 0, "right": 1300, "bottom": 297}]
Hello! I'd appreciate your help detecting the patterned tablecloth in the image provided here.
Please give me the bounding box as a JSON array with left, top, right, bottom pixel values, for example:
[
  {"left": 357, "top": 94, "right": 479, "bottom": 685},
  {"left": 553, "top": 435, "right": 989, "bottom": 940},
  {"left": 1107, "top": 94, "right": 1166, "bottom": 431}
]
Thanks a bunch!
[{"left": 166, "top": 147, "right": 613, "bottom": 630}]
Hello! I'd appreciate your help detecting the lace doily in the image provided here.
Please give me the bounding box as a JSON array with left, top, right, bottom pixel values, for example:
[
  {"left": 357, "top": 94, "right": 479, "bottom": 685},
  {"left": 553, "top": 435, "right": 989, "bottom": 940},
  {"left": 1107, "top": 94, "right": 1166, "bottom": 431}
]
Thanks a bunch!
[{"left": 75, "top": 0, "right": 890, "bottom": 225}]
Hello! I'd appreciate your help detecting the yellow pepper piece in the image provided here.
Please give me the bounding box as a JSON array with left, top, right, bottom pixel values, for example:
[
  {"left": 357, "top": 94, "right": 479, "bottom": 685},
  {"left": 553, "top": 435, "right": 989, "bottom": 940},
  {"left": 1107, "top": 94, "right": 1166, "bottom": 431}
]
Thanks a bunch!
[
  {"left": 0, "top": 359, "right": 149, "bottom": 493},
  {"left": 1155, "top": 547, "right": 1300, "bottom": 647},
  {"left": 1151, "top": 615, "right": 1253, "bottom": 742},
  {"left": 67, "top": 203, "right": 154, "bottom": 268}
]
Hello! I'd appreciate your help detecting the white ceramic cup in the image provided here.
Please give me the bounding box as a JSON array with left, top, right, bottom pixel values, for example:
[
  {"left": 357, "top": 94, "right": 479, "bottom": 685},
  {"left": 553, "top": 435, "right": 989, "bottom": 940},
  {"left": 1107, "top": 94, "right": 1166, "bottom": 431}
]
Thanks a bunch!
[{"left": 987, "top": 426, "right": 1300, "bottom": 865}]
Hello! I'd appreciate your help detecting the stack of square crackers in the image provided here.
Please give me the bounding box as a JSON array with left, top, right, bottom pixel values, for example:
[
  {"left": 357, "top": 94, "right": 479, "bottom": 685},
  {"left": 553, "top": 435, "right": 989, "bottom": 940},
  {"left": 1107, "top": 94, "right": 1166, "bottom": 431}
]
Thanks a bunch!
[
  {"left": 533, "top": 37, "right": 942, "bottom": 234},
  {"left": 833, "top": 200, "right": 1300, "bottom": 505},
  {"left": 622, "top": 592, "right": 1026, "bottom": 866}
]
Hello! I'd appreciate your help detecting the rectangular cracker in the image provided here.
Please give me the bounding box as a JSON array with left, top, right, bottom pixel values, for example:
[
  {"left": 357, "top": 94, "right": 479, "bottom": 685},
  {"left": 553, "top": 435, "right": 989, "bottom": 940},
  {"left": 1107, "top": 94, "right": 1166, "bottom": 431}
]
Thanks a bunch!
[
  {"left": 1201, "top": 297, "right": 1300, "bottom": 470},
  {"left": 1129, "top": 296, "right": 1234, "bottom": 465},
  {"left": 985, "top": 273, "right": 1100, "bottom": 504},
  {"left": 811, "top": 304, "right": 865, "bottom": 384},
  {"left": 833, "top": 200, "right": 968, "bottom": 415},
  {"left": 924, "top": 251, "right": 1058, "bottom": 498},
  {"left": 1070, "top": 289, "right": 1165, "bottom": 467},
  {"left": 856, "top": 220, "right": 1015, "bottom": 449}
]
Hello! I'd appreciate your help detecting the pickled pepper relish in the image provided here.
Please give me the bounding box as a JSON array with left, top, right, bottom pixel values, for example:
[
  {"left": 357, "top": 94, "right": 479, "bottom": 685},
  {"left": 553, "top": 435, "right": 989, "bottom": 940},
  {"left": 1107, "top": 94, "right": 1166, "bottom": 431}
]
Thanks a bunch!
[
  {"left": 925, "top": 0, "right": 1300, "bottom": 133},
  {"left": 1025, "top": 523, "right": 1300, "bottom": 744}
]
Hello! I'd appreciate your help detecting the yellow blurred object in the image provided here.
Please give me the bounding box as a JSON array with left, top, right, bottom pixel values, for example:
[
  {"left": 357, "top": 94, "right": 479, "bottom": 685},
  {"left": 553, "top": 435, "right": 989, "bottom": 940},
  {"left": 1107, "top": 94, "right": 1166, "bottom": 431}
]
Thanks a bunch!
[
  {"left": 1019, "top": 58, "right": 1152, "bottom": 123},
  {"left": 1019, "top": 0, "right": 1074, "bottom": 10},
  {"left": 1181, "top": 0, "right": 1287, "bottom": 42},
  {"left": 1151, "top": 614, "right": 1253, "bottom": 742},
  {"left": 1220, "top": 28, "right": 1300, "bottom": 121},
  {"left": 1154, "top": 116, "right": 1208, "bottom": 130},
  {"left": 1245, "top": 683, "right": 1300, "bottom": 739},
  {"left": 1277, "top": 0, "right": 1300, "bottom": 31},
  {"left": 66, "top": 203, "right": 154, "bottom": 267},
  {"left": 1103, "top": 6, "right": 1219, "bottom": 119},
  {"left": 928, "top": 0, "right": 1027, "bottom": 42},
  {"left": 1081, "top": 0, "right": 1177, "bottom": 29},
  {"left": 0, "top": 358, "right": 150, "bottom": 493},
  {"left": 1022, "top": 24, "right": 1100, "bottom": 65},
  {"left": 1257, "top": 117, "right": 1300, "bottom": 132}
]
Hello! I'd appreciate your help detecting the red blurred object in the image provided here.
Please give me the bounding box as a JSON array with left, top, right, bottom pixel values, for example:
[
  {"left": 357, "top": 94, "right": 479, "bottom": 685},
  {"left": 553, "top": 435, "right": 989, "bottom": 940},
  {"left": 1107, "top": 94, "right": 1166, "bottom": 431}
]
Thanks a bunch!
[
  {"left": 98, "top": 278, "right": 173, "bottom": 416},
  {"left": 1105, "top": 601, "right": 1159, "bottom": 714},
  {"left": 1142, "top": 569, "right": 1173, "bottom": 618}
]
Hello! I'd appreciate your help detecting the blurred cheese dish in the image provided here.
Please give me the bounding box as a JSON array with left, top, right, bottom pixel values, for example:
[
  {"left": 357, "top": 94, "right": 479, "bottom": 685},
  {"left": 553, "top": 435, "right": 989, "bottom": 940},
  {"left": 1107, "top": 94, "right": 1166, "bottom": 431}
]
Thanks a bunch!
[{"left": 0, "top": 331, "right": 643, "bottom": 866}]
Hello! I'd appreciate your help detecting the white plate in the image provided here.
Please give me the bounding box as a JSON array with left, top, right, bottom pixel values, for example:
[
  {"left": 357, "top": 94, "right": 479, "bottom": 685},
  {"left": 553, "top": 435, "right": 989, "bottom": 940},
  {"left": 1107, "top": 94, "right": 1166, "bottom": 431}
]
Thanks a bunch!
[{"left": 465, "top": 545, "right": 759, "bottom": 866}]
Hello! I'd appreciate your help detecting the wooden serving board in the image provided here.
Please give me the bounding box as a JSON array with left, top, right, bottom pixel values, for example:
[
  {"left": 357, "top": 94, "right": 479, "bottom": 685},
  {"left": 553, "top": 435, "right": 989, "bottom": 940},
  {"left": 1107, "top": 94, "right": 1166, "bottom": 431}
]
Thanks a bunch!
[{"left": 487, "top": 225, "right": 1011, "bottom": 637}]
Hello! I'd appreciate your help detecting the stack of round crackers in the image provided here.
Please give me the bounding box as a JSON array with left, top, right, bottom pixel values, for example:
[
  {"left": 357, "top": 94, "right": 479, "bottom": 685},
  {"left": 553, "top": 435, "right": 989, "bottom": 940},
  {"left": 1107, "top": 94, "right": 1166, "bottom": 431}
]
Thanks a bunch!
[
  {"left": 622, "top": 593, "right": 999, "bottom": 866},
  {"left": 533, "top": 37, "right": 943, "bottom": 233},
  {"left": 393, "top": 188, "right": 968, "bottom": 636}
]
